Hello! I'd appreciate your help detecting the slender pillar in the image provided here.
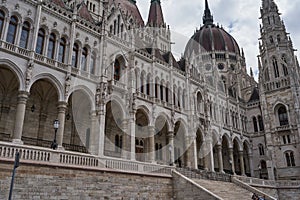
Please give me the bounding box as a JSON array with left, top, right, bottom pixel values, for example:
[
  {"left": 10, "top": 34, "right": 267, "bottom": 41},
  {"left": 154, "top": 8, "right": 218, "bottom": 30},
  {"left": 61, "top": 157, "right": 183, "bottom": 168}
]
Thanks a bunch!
[
  {"left": 57, "top": 102, "right": 67, "bottom": 149},
  {"left": 148, "top": 126, "right": 155, "bottom": 163},
  {"left": 239, "top": 151, "right": 246, "bottom": 176},
  {"left": 207, "top": 139, "right": 215, "bottom": 172},
  {"left": 130, "top": 112, "right": 136, "bottom": 160},
  {"left": 229, "top": 148, "right": 236, "bottom": 175},
  {"left": 89, "top": 111, "right": 98, "bottom": 155},
  {"left": 121, "top": 120, "right": 129, "bottom": 159},
  {"left": 217, "top": 144, "right": 224, "bottom": 173},
  {"left": 192, "top": 138, "right": 198, "bottom": 169},
  {"left": 98, "top": 105, "right": 106, "bottom": 157},
  {"left": 249, "top": 153, "right": 254, "bottom": 177},
  {"left": 185, "top": 136, "right": 192, "bottom": 168},
  {"left": 12, "top": 91, "right": 29, "bottom": 144},
  {"left": 167, "top": 131, "right": 175, "bottom": 165}
]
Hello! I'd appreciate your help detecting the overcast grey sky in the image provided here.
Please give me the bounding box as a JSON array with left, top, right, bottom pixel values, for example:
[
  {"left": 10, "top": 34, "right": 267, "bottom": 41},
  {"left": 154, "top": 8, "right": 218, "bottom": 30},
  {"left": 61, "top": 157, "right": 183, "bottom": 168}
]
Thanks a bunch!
[{"left": 137, "top": 0, "right": 300, "bottom": 79}]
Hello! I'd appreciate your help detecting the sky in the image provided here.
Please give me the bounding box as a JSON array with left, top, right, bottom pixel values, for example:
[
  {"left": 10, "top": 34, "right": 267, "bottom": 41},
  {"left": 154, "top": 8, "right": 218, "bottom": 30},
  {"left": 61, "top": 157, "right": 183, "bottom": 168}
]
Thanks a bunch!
[{"left": 136, "top": 0, "right": 300, "bottom": 79}]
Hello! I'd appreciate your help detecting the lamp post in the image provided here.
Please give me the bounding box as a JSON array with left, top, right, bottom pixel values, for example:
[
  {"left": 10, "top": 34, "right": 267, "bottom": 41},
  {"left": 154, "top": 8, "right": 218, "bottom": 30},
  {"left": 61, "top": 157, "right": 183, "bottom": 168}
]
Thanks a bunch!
[
  {"left": 258, "top": 165, "right": 262, "bottom": 179},
  {"left": 229, "top": 159, "right": 233, "bottom": 175},
  {"left": 168, "top": 145, "right": 173, "bottom": 166},
  {"left": 51, "top": 119, "right": 59, "bottom": 150}
]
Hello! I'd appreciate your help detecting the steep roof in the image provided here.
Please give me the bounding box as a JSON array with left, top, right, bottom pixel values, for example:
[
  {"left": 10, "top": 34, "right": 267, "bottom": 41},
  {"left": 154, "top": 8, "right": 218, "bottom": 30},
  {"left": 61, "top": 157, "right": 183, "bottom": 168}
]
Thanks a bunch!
[
  {"left": 147, "top": 0, "right": 165, "bottom": 27},
  {"left": 77, "top": 2, "right": 95, "bottom": 23},
  {"left": 109, "top": 0, "right": 144, "bottom": 26},
  {"left": 248, "top": 87, "right": 260, "bottom": 103},
  {"left": 52, "top": 0, "right": 66, "bottom": 8}
]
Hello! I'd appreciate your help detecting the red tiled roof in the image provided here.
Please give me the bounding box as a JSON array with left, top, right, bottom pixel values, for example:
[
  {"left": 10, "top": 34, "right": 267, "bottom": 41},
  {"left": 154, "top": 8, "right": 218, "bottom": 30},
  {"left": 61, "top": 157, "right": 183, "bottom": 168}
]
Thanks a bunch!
[
  {"left": 109, "top": 0, "right": 144, "bottom": 26},
  {"left": 52, "top": 0, "right": 66, "bottom": 8},
  {"left": 78, "top": 3, "right": 95, "bottom": 23},
  {"left": 147, "top": 0, "right": 164, "bottom": 27},
  {"left": 185, "top": 25, "right": 240, "bottom": 55}
]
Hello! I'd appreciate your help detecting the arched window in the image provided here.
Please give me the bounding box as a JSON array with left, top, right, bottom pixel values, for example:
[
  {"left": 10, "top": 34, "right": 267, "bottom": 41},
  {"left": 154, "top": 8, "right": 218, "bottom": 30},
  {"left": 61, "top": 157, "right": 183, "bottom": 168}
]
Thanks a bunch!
[
  {"left": 278, "top": 106, "right": 289, "bottom": 126},
  {"left": 0, "top": 11, "right": 5, "bottom": 37},
  {"left": 58, "top": 38, "right": 66, "bottom": 63},
  {"left": 81, "top": 47, "right": 88, "bottom": 71},
  {"left": 47, "top": 33, "right": 56, "bottom": 59},
  {"left": 253, "top": 116, "right": 258, "bottom": 133},
  {"left": 90, "top": 54, "right": 96, "bottom": 74},
  {"left": 155, "top": 82, "right": 158, "bottom": 98},
  {"left": 36, "top": 29, "right": 45, "bottom": 54},
  {"left": 264, "top": 68, "right": 270, "bottom": 81},
  {"left": 285, "top": 151, "right": 296, "bottom": 167},
  {"left": 146, "top": 76, "right": 150, "bottom": 96},
  {"left": 165, "top": 87, "right": 169, "bottom": 102},
  {"left": 258, "top": 115, "right": 264, "bottom": 131},
  {"left": 282, "top": 55, "right": 288, "bottom": 76},
  {"left": 273, "top": 57, "right": 280, "bottom": 78},
  {"left": 72, "top": 43, "right": 79, "bottom": 68},
  {"left": 160, "top": 85, "right": 164, "bottom": 101},
  {"left": 19, "top": 21, "right": 30, "bottom": 49},
  {"left": 114, "top": 135, "right": 122, "bottom": 153},
  {"left": 197, "top": 92, "right": 203, "bottom": 113},
  {"left": 258, "top": 144, "right": 265, "bottom": 156},
  {"left": 6, "top": 16, "right": 18, "bottom": 44},
  {"left": 114, "top": 59, "right": 121, "bottom": 81}
]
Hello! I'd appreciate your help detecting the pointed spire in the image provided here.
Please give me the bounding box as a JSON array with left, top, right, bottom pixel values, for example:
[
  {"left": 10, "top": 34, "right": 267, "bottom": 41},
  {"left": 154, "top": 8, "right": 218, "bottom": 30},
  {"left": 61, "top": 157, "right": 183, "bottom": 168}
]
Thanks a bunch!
[
  {"left": 258, "top": 56, "right": 262, "bottom": 70},
  {"left": 203, "top": 0, "right": 214, "bottom": 25},
  {"left": 147, "top": 0, "right": 165, "bottom": 27},
  {"left": 250, "top": 67, "right": 254, "bottom": 77}
]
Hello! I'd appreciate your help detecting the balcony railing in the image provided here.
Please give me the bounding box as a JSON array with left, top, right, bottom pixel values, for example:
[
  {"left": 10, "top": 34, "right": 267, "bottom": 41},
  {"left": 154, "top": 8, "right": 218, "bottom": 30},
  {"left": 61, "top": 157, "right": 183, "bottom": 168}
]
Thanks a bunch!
[{"left": 0, "top": 141, "right": 173, "bottom": 176}]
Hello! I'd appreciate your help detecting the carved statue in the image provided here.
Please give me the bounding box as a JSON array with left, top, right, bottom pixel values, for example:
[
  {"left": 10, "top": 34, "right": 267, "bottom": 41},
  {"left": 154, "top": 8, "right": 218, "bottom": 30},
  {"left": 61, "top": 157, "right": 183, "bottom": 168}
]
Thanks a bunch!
[
  {"left": 65, "top": 74, "right": 71, "bottom": 98},
  {"left": 25, "top": 60, "right": 34, "bottom": 88}
]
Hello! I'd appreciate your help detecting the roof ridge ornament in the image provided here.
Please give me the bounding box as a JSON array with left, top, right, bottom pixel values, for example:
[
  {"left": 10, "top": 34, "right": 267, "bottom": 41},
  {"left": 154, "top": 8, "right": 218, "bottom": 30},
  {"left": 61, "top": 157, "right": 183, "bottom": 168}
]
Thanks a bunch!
[{"left": 203, "top": 0, "right": 214, "bottom": 25}]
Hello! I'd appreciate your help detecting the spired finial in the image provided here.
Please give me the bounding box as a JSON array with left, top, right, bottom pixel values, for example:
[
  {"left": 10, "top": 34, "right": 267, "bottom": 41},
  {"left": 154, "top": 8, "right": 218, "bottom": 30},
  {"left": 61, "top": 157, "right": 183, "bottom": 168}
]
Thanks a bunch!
[{"left": 203, "top": 0, "right": 214, "bottom": 25}]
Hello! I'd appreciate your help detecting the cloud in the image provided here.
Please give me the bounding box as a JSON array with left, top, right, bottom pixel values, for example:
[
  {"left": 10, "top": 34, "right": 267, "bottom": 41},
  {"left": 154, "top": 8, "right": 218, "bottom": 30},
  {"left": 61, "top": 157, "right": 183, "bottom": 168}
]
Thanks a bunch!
[{"left": 137, "top": 0, "right": 300, "bottom": 80}]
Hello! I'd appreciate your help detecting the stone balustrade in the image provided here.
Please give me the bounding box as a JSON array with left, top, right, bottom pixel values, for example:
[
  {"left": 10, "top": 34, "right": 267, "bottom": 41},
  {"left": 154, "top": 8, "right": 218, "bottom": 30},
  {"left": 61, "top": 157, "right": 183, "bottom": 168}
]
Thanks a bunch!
[{"left": 0, "top": 141, "right": 173, "bottom": 176}]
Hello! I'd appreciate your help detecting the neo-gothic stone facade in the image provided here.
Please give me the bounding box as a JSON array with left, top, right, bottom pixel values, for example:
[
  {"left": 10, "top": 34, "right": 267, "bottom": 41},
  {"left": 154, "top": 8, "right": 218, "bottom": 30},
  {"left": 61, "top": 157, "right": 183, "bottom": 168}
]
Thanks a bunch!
[{"left": 0, "top": 0, "right": 299, "bottom": 181}]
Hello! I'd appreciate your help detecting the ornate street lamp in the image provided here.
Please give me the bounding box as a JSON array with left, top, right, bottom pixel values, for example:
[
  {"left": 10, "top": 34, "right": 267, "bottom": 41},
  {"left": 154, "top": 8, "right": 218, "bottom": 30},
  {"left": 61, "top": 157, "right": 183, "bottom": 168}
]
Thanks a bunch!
[
  {"left": 168, "top": 145, "right": 173, "bottom": 166},
  {"left": 258, "top": 165, "right": 262, "bottom": 179},
  {"left": 51, "top": 119, "right": 59, "bottom": 150}
]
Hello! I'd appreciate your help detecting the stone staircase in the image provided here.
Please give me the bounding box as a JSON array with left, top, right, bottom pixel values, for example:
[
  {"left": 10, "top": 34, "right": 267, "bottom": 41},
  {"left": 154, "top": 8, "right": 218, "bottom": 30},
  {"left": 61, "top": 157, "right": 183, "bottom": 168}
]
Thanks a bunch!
[
  {"left": 192, "top": 178, "right": 252, "bottom": 200},
  {"left": 175, "top": 168, "right": 276, "bottom": 200}
]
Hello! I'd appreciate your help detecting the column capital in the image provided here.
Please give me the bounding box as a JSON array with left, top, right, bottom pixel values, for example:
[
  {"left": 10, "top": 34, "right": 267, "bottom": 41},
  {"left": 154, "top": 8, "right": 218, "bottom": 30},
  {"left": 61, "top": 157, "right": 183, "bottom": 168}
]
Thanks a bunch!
[
  {"left": 57, "top": 101, "right": 68, "bottom": 111},
  {"left": 167, "top": 131, "right": 174, "bottom": 138},
  {"left": 17, "top": 91, "right": 30, "bottom": 103}
]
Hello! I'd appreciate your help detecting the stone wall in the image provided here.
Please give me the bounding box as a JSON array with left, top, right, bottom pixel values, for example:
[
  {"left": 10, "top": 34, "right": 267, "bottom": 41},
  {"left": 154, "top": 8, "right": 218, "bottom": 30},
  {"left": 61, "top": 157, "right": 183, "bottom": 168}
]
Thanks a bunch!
[
  {"left": 0, "top": 162, "right": 173, "bottom": 200},
  {"left": 277, "top": 188, "right": 300, "bottom": 200},
  {"left": 172, "top": 171, "right": 220, "bottom": 200}
]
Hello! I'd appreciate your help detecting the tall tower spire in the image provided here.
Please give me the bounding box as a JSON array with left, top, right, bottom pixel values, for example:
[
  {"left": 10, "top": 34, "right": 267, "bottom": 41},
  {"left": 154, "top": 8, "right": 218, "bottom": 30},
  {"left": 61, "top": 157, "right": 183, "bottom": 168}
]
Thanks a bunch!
[
  {"left": 147, "top": 0, "right": 165, "bottom": 27},
  {"left": 203, "top": 0, "right": 214, "bottom": 25}
]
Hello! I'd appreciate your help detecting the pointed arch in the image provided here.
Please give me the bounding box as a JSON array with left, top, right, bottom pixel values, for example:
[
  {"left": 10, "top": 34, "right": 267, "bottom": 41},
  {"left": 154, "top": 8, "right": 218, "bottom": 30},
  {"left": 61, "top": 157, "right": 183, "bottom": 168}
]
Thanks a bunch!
[{"left": 29, "top": 73, "right": 64, "bottom": 101}]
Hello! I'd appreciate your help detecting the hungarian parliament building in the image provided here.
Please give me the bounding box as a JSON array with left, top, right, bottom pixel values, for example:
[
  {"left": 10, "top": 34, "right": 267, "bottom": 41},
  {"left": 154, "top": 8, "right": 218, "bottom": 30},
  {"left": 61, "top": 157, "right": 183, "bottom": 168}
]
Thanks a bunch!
[{"left": 0, "top": 0, "right": 299, "bottom": 185}]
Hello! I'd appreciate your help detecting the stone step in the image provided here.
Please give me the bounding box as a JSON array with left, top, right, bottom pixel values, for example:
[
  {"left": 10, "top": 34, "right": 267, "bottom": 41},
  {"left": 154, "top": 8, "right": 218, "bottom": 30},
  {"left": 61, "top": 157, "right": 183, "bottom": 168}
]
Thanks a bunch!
[{"left": 193, "top": 179, "right": 253, "bottom": 200}]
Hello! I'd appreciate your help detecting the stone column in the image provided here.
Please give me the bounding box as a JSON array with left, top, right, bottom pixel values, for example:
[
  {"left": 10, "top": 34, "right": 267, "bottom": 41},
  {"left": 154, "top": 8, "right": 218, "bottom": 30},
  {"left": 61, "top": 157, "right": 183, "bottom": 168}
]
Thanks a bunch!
[
  {"left": 121, "top": 120, "right": 129, "bottom": 159},
  {"left": 98, "top": 106, "right": 106, "bottom": 157},
  {"left": 185, "top": 136, "right": 192, "bottom": 168},
  {"left": 57, "top": 102, "right": 67, "bottom": 149},
  {"left": 217, "top": 144, "right": 224, "bottom": 173},
  {"left": 89, "top": 111, "right": 98, "bottom": 155},
  {"left": 249, "top": 153, "right": 254, "bottom": 177},
  {"left": 167, "top": 131, "right": 175, "bottom": 165},
  {"left": 12, "top": 91, "right": 29, "bottom": 144},
  {"left": 130, "top": 112, "right": 136, "bottom": 160},
  {"left": 239, "top": 151, "right": 246, "bottom": 176},
  {"left": 192, "top": 138, "right": 198, "bottom": 169},
  {"left": 207, "top": 139, "right": 215, "bottom": 172},
  {"left": 148, "top": 126, "right": 155, "bottom": 163},
  {"left": 229, "top": 148, "right": 236, "bottom": 175}
]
